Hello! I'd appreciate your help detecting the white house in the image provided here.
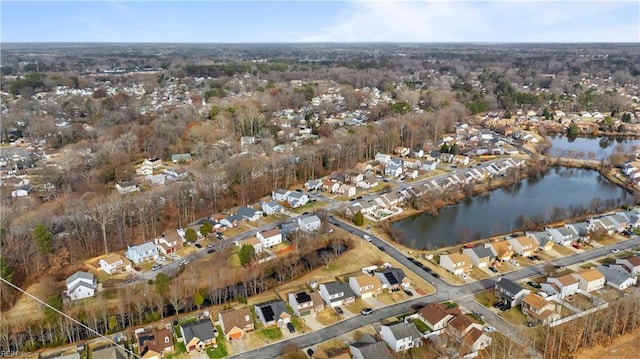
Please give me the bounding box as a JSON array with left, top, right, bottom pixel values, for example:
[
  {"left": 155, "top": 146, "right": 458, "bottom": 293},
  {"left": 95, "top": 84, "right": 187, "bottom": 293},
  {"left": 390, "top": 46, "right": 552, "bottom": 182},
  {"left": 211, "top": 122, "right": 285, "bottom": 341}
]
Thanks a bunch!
[
  {"left": 508, "top": 236, "right": 539, "bottom": 257},
  {"left": 439, "top": 253, "right": 472, "bottom": 275},
  {"left": 297, "top": 215, "right": 321, "bottom": 232},
  {"left": 336, "top": 184, "right": 356, "bottom": 198},
  {"left": 319, "top": 281, "right": 355, "bottom": 307},
  {"left": 541, "top": 274, "right": 579, "bottom": 299},
  {"left": 615, "top": 256, "right": 640, "bottom": 276},
  {"left": 571, "top": 269, "right": 605, "bottom": 292},
  {"left": 99, "top": 254, "right": 132, "bottom": 275},
  {"left": 126, "top": 241, "right": 159, "bottom": 264},
  {"left": 597, "top": 265, "right": 637, "bottom": 290},
  {"left": 261, "top": 201, "right": 284, "bottom": 215},
  {"left": 379, "top": 321, "right": 422, "bottom": 353},
  {"left": 66, "top": 271, "right": 97, "bottom": 301},
  {"left": 375, "top": 153, "right": 392, "bottom": 164},
  {"left": 546, "top": 227, "right": 577, "bottom": 246},
  {"left": 384, "top": 159, "right": 403, "bottom": 177},
  {"left": 115, "top": 181, "right": 140, "bottom": 194},
  {"left": 256, "top": 228, "right": 283, "bottom": 248}
]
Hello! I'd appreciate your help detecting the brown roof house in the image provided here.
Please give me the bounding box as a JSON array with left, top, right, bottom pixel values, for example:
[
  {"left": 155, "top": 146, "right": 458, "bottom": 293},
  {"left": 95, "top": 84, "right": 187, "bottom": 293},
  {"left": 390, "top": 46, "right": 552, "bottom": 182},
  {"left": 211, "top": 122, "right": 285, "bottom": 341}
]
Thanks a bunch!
[
  {"left": 218, "top": 307, "right": 255, "bottom": 340},
  {"left": 99, "top": 253, "right": 132, "bottom": 275},
  {"left": 418, "top": 302, "right": 457, "bottom": 331},
  {"left": 521, "top": 293, "right": 560, "bottom": 325},
  {"left": 571, "top": 269, "right": 606, "bottom": 293},
  {"left": 485, "top": 240, "right": 514, "bottom": 261},
  {"left": 439, "top": 253, "right": 472, "bottom": 275},
  {"left": 348, "top": 274, "right": 383, "bottom": 298},
  {"left": 136, "top": 328, "right": 175, "bottom": 359}
]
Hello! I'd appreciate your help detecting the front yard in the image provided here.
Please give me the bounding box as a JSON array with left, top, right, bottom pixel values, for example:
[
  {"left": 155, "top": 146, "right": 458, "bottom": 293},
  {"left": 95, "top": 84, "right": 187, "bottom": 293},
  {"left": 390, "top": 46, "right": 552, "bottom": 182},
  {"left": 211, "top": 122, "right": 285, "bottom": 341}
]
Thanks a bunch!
[
  {"left": 474, "top": 289, "right": 499, "bottom": 307},
  {"left": 500, "top": 306, "right": 528, "bottom": 326},
  {"left": 205, "top": 326, "right": 229, "bottom": 359}
]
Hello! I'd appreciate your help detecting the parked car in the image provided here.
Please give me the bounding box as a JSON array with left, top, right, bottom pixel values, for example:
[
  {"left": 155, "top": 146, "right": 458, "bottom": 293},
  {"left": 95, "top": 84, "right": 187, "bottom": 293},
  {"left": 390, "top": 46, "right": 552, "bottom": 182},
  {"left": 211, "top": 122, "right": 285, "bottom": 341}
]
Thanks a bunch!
[
  {"left": 335, "top": 306, "right": 344, "bottom": 315},
  {"left": 493, "top": 301, "right": 504, "bottom": 308},
  {"left": 431, "top": 272, "right": 440, "bottom": 278},
  {"left": 532, "top": 255, "right": 542, "bottom": 261},
  {"left": 483, "top": 326, "right": 496, "bottom": 333},
  {"left": 403, "top": 289, "right": 414, "bottom": 297},
  {"left": 287, "top": 322, "right": 295, "bottom": 333},
  {"left": 377, "top": 246, "right": 385, "bottom": 251},
  {"left": 361, "top": 308, "right": 373, "bottom": 315},
  {"left": 179, "top": 260, "right": 189, "bottom": 266},
  {"left": 194, "top": 243, "right": 202, "bottom": 249},
  {"left": 527, "top": 281, "right": 542, "bottom": 289},
  {"left": 133, "top": 266, "right": 142, "bottom": 272},
  {"left": 306, "top": 348, "right": 314, "bottom": 357},
  {"left": 611, "top": 248, "right": 620, "bottom": 253},
  {"left": 362, "top": 234, "right": 372, "bottom": 242},
  {"left": 572, "top": 242, "right": 581, "bottom": 249},
  {"left": 489, "top": 266, "right": 498, "bottom": 273},
  {"left": 152, "top": 264, "right": 161, "bottom": 271}
]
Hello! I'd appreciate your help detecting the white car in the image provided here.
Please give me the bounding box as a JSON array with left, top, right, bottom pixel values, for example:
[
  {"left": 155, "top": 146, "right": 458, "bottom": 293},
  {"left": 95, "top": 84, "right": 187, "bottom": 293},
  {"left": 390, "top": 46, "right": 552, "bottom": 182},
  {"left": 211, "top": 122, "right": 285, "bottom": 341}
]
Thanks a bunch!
[
  {"left": 179, "top": 260, "right": 189, "bottom": 266},
  {"left": 483, "top": 326, "right": 496, "bottom": 333},
  {"left": 362, "top": 234, "right": 372, "bottom": 242},
  {"left": 510, "top": 259, "right": 520, "bottom": 266},
  {"left": 610, "top": 248, "right": 620, "bottom": 254}
]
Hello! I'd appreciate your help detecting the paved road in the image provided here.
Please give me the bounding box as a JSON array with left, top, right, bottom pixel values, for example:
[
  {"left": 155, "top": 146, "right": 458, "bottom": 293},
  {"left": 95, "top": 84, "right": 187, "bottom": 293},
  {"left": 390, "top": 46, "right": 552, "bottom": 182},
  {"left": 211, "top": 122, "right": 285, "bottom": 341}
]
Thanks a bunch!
[{"left": 230, "top": 228, "right": 640, "bottom": 359}]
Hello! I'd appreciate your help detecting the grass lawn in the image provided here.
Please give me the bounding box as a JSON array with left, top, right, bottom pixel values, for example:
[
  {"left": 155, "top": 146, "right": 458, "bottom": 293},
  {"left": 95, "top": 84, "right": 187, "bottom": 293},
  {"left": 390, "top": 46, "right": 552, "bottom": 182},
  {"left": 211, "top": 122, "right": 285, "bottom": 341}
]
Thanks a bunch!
[
  {"left": 579, "top": 262, "right": 598, "bottom": 269},
  {"left": 206, "top": 326, "right": 228, "bottom": 359},
  {"left": 376, "top": 291, "right": 398, "bottom": 305},
  {"left": 291, "top": 201, "right": 328, "bottom": 214},
  {"left": 412, "top": 318, "right": 432, "bottom": 333},
  {"left": 260, "top": 327, "right": 283, "bottom": 341},
  {"left": 315, "top": 308, "right": 341, "bottom": 326},
  {"left": 595, "top": 236, "right": 619, "bottom": 245},
  {"left": 598, "top": 257, "right": 616, "bottom": 265},
  {"left": 470, "top": 267, "right": 491, "bottom": 280},
  {"left": 166, "top": 342, "right": 187, "bottom": 359},
  {"left": 500, "top": 306, "right": 528, "bottom": 326},
  {"left": 553, "top": 245, "right": 576, "bottom": 256},
  {"left": 567, "top": 293, "right": 593, "bottom": 311},
  {"left": 466, "top": 313, "right": 485, "bottom": 325},
  {"left": 474, "top": 289, "right": 499, "bottom": 307},
  {"left": 345, "top": 299, "right": 370, "bottom": 314}
]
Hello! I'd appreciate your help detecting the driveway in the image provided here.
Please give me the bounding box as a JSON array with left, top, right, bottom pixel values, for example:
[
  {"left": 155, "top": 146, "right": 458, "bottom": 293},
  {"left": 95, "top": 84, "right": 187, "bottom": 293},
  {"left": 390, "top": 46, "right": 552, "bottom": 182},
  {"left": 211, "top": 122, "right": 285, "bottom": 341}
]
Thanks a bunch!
[
  {"left": 189, "top": 350, "right": 209, "bottom": 359},
  {"left": 363, "top": 295, "right": 386, "bottom": 309}
]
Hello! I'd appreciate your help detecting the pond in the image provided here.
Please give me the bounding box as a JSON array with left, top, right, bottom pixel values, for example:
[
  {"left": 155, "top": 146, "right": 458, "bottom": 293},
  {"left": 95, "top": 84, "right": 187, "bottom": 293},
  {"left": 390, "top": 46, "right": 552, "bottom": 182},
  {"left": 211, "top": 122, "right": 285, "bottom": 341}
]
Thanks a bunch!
[
  {"left": 545, "top": 135, "right": 640, "bottom": 160},
  {"left": 392, "top": 168, "right": 629, "bottom": 250}
]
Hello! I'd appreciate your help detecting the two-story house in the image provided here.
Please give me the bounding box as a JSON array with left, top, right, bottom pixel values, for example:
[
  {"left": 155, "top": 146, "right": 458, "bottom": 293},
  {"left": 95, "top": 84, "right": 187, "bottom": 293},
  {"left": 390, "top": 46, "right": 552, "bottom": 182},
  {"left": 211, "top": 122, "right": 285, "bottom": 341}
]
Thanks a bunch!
[
  {"left": 179, "top": 319, "right": 217, "bottom": 352},
  {"left": 571, "top": 269, "right": 605, "bottom": 292},
  {"left": 99, "top": 253, "right": 132, "bottom": 275},
  {"left": 379, "top": 321, "right": 422, "bottom": 353},
  {"left": 336, "top": 184, "right": 357, "bottom": 198},
  {"left": 541, "top": 274, "right": 579, "bottom": 299},
  {"left": 616, "top": 256, "right": 640, "bottom": 277},
  {"left": 417, "top": 302, "right": 457, "bottom": 331},
  {"left": 154, "top": 231, "right": 183, "bottom": 255},
  {"left": 66, "top": 271, "right": 97, "bottom": 301},
  {"left": 439, "top": 253, "right": 472, "bottom": 275},
  {"left": 261, "top": 200, "right": 284, "bottom": 215},
  {"left": 508, "top": 236, "right": 539, "bottom": 257},
  {"left": 384, "top": 158, "right": 403, "bottom": 177},
  {"left": 256, "top": 228, "right": 283, "bottom": 248},
  {"left": 297, "top": 215, "right": 321, "bottom": 232},
  {"left": 375, "top": 268, "right": 411, "bottom": 290},
  {"left": 495, "top": 278, "right": 530, "bottom": 307},
  {"left": 485, "top": 241, "right": 514, "bottom": 261},
  {"left": 521, "top": 293, "right": 560, "bottom": 325},
  {"left": 546, "top": 227, "right": 577, "bottom": 246},
  {"left": 348, "top": 274, "right": 383, "bottom": 298},
  {"left": 254, "top": 300, "right": 291, "bottom": 328},
  {"left": 349, "top": 333, "right": 393, "bottom": 359},
  {"left": 288, "top": 291, "right": 324, "bottom": 317},
  {"left": 319, "top": 282, "right": 355, "bottom": 307},
  {"left": 597, "top": 265, "right": 637, "bottom": 290},
  {"left": 136, "top": 327, "right": 175, "bottom": 359},
  {"left": 218, "top": 307, "right": 255, "bottom": 340},
  {"left": 126, "top": 241, "right": 159, "bottom": 264},
  {"left": 462, "top": 246, "right": 493, "bottom": 268}
]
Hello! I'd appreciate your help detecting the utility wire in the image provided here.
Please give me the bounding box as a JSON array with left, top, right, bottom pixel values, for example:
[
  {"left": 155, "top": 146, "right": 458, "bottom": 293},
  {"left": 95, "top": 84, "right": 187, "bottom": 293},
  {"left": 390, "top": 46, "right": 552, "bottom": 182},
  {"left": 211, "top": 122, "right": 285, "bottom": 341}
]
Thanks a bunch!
[{"left": 0, "top": 277, "right": 142, "bottom": 359}]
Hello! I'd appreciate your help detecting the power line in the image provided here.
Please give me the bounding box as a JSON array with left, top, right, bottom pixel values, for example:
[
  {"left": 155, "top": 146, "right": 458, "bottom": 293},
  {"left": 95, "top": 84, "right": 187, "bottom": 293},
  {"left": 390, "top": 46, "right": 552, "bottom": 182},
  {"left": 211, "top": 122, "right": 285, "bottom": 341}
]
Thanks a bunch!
[{"left": 0, "top": 277, "right": 141, "bottom": 359}]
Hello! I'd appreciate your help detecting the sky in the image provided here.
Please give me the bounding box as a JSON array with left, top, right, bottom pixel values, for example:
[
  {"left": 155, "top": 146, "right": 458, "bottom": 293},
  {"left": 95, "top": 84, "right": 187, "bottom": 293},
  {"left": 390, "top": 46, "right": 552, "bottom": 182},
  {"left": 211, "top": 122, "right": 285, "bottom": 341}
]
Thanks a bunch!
[{"left": 1, "top": 0, "right": 639, "bottom": 43}]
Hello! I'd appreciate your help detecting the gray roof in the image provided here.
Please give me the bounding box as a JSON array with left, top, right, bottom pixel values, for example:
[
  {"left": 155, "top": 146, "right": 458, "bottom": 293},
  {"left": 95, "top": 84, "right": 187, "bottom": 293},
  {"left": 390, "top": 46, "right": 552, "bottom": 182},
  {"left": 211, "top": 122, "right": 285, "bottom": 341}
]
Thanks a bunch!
[
  {"left": 92, "top": 346, "right": 128, "bottom": 359},
  {"left": 288, "top": 192, "right": 306, "bottom": 200},
  {"left": 298, "top": 215, "right": 320, "bottom": 226},
  {"left": 255, "top": 300, "right": 288, "bottom": 323},
  {"left": 350, "top": 334, "right": 393, "bottom": 359},
  {"left": 469, "top": 246, "right": 494, "bottom": 259},
  {"left": 66, "top": 271, "right": 95, "bottom": 287},
  {"left": 566, "top": 222, "right": 590, "bottom": 236},
  {"left": 597, "top": 265, "right": 634, "bottom": 286},
  {"left": 181, "top": 319, "right": 216, "bottom": 344},
  {"left": 321, "top": 282, "right": 354, "bottom": 302},
  {"left": 496, "top": 278, "right": 527, "bottom": 296},
  {"left": 236, "top": 206, "right": 258, "bottom": 218},
  {"left": 376, "top": 268, "right": 406, "bottom": 286},
  {"left": 384, "top": 321, "right": 422, "bottom": 340},
  {"left": 130, "top": 241, "right": 157, "bottom": 256}
]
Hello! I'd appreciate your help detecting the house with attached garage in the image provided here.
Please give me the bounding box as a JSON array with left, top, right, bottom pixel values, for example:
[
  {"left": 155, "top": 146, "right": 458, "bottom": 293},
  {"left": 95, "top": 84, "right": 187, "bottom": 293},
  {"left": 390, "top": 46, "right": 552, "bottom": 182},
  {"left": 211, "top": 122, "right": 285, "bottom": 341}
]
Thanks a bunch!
[
  {"left": 597, "top": 265, "right": 637, "bottom": 290},
  {"left": 336, "top": 184, "right": 357, "bottom": 198},
  {"left": 486, "top": 240, "right": 515, "bottom": 261},
  {"left": 261, "top": 200, "right": 284, "bottom": 215},
  {"left": 384, "top": 158, "right": 403, "bottom": 177},
  {"left": 126, "top": 241, "right": 159, "bottom": 264},
  {"left": 571, "top": 269, "right": 605, "bottom": 292},
  {"left": 66, "top": 271, "right": 97, "bottom": 301},
  {"left": 521, "top": 293, "right": 560, "bottom": 325},
  {"left": 235, "top": 236, "right": 263, "bottom": 254},
  {"left": 115, "top": 181, "right": 140, "bottom": 194},
  {"left": 136, "top": 327, "right": 175, "bottom": 359},
  {"left": 375, "top": 152, "right": 392, "bottom": 164},
  {"left": 235, "top": 206, "right": 262, "bottom": 222},
  {"left": 286, "top": 192, "right": 309, "bottom": 208},
  {"left": 417, "top": 302, "right": 457, "bottom": 331},
  {"left": 297, "top": 214, "right": 321, "bottom": 232},
  {"left": 349, "top": 333, "right": 393, "bottom": 359},
  {"left": 154, "top": 231, "right": 183, "bottom": 255},
  {"left": 545, "top": 227, "right": 577, "bottom": 246},
  {"left": 542, "top": 274, "right": 579, "bottom": 299},
  {"left": 179, "top": 319, "right": 217, "bottom": 352},
  {"left": 99, "top": 253, "right": 132, "bottom": 275},
  {"left": 256, "top": 228, "right": 282, "bottom": 248},
  {"left": 356, "top": 177, "right": 379, "bottom": 189},
  {"left": 319, "top": 281, "right": 356, "bottom": 307},
  {"left": 254, "top": 300, "right": 291, "bottom": 328},
  {"left": 446, "top": 311, "right": 490, "bottom": 353},
  {"left": 420, "top": 160, "right": 437, "bottom": 171},
  {"left": 495, "top": 278, "right": 530, "bottom": 307},
  {"left": 321, "top": 180, "right": 340, "bottom": 193},
  {"left": 220, "top": 213, "right": 245, "bottom": 228},
  {"left": 462, "top": 246, "right": 493, "bottom": 268},
  {"left": 288, "top": 291, "right": 324, "bottom": 317},
  {"left": 304, "top": 179, "right": 323, "bottom": 191},
  {"left": 526, "top": 231, "right": 555, "bottom": 251},
  {"left": 508, "top": 236, "right": 539, "bottom": 257},
  {"left": 348, "top": 274, "right": 383, "bottom": 298},
  {"left": 218, "top": 307, "right": 255, "bottom": 340},
  {"left": 615, "top": 256, "right": 640, "bottom": 276},
  {"left": 380, "top": 321, "right": 423, "bottom": 353},
  {"left": 440, "top": 252, "right": 473, "bottom": 275},
  {"left": 375, "top": 268, "right": 411, "bottom": 290}
]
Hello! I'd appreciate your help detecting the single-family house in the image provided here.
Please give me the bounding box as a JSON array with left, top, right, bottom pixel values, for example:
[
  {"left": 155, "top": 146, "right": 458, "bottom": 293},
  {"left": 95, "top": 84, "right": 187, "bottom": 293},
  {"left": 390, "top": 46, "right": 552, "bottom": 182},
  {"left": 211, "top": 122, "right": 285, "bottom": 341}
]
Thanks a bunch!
[
  {"left": 288, "top": 291, "right": 324, "bottom": 317},
  {"left": 126, "top": 241, "right": 159, "bottom": 264},
  {"left": 235, "top": 236, "right": 263, "bottom": 254},
  {"left": 463, "top": 327, "right": 493, "bottom": 353},
  {"left": 272, "top": 189, "right": 290, "bottom": 202},
  {"left": 486, "top": 241, "right": 514, "bottom": 261},
  {"left": 179, "top": 319, "right": 217, "bottom": 352},
  {"left": 297, "top": 215, "right": 321, "bottom": 232},
  {"left": 375, "top": 268, "right": 411, "bottom": 289},
  {"left": 384, "top": 159, "right": 403, "bottom": 177},
  {"left": 287, "top": 192, "right": 309, "bottom": 208},
  {"left": 495, "top": 278, "right": 530, "bottom": 307},
  {"left": 136, "top": 164, "right": 154, "bottom": 176},
  {"left": 136, "top": 328, "right": 174, "bottom": 359},
  {"left": 571, "top": 269, "right": 605, "bottom": 292},
  {"left": 321, "top": 180, "right": 340, "bottom": 193},
  {"left": 218, "top": 307, "right": 255, "bottom": 340},
  {"left": 615, "top": 256, "right": 640, "bottom": 276},
  {"left": 542, "top": 274, "right": 579, "bottom": 299},
  {"left": 420, "top": 161, "right": 437, "bottom": 171},
  {"left": 521, "top": 294, "right": 560, "bottom": 325},
  {"left": 146, "top": 174, "right": 166, "bottom": 186},
  {"left": 240, "top": 136, "right": 255, "bottom": 146},
  {"left": 99, "top": 253, "right": 132, "bottom": 275},
  {"left": 509, "top": 236, "right": 539, "bottom": 257},
  {"left": 92, "top": 345, "right": 128, "bottom": 359},
  {"left": 394, "top": 146, "right": 410, "bottom": 157},
  {"left": 402, "top": 158, "right": 421, "bottom": 170},
  {"left": 589, "top": 217, "right": 617, "bottom": 234},
  {"left": 447, "top": 310, "right": 484, "bottom": 344},
  {"left": 440, "top": 153, "right": 454, "bottom": 163},
  {"left": 254, "top": 300, "right": 291, "bottom": 328},
  {"left": 171, "top": 153, "right": 191, "bottom": 164},
  {"left": 319, "top": 281, "right": 356, "bottom": 307},
  {"left": 375, "top": 153, "right": 392, "bottom": 164},
  {"left": 526, "top": 231, "right": 555, "bottom": 251},
  {"left": 261, "top": 201, "right": 284, "bottom": 215},
  {"left": 417, "top": 302, "right": 456, "bottom": 331},
  {"left": 220, "top": 213, "right": 245, "bottom": 228},
  {"left": 66, "top": 271, "right": 97, "bottom": 301},
  {"left": 154, "top": 231, "right": 183, "bottom": 255},
  {"left": 349, "top": 333, "right": 393, "bottom": 359},
  {"left": 336, "top": 184, "right": 356, "bottom": 198},
  {"left": 256, "top": 228, "right": 282, "bottom": 248},
  {"left": 597, "top": 265, "right": 637, "bottom": 290},
  {"left": 347, "top": 172, "right": 364, "bottom": 184},
  {"left": 143, "top": 157, "right": 162, "bottom": 169},
  {"left": 462, "top": 246, "right": 493, "bottom": 268},
  {"left": 356, "top": 177, "right": 379, "bottom": 189},
  {"left": 440, "top": 253, "right": 472, "bottom": 275},
  {"left": 546, "top": 227, "right": 577, "bottom": 246},
  {"left": 304, "top": 179, "right": 323, "bottom": 191},
  {"left": 354, "top": 162, "right": 373, "bottom": 173},
  {"left": 379, "top": 321, "right": 423, "bottom": 353},
  {"left": 348, "top": 274, "right": 383, "bottom": 298},
  {"left": 115, "top": 181, "right": 140, "bottom": 194},
  {"left": 235, "top": 206, "right": 262, "bottom": 222},
  {"left": 163, "top": 168, "right": 189, "bottom": 181},
  {"left": 452, "top": 155, "right": 470, "bottom": 166}
]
